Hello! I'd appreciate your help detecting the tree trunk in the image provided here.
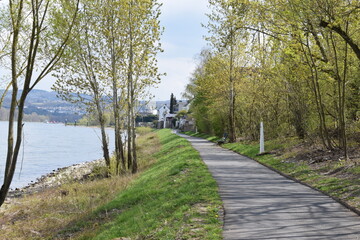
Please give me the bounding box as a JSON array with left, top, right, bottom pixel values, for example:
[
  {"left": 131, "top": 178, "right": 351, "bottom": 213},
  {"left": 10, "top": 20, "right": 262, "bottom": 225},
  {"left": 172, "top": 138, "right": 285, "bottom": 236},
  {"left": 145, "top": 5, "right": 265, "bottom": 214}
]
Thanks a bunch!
[
  {"left": 1, "top": 90, "right": 29, "bottom": 206},
  {"left": 94, "top": 94, "right": 111, "bottom": 169},
  {"left": 0, "top": 89, "right": 18, "bottom": 206},
  {"left": 0, "top": 1, "right": 23, "bottom": 206},
  {"left": 302, "top": 36, "right": 333, "bottom": 150},
  {"left": 330, "top": 28, "right": 349, "bottom": 159},
  {"left": 228, "top": 41, "right": 236, "bottom": 143},
  {"left": 126, "top": 1, "right": 137, "bottom": 173},
  {"left": 131, "top": 98, "right": 137, "bottom": 174}
]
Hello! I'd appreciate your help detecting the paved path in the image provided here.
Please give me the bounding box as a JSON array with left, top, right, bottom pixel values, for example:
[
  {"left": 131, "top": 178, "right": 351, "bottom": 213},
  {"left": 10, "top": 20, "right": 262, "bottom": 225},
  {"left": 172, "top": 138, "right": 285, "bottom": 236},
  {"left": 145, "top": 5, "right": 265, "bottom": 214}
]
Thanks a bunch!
[{"left": 178, "top": 133, "right": 360, "bottom": 240}]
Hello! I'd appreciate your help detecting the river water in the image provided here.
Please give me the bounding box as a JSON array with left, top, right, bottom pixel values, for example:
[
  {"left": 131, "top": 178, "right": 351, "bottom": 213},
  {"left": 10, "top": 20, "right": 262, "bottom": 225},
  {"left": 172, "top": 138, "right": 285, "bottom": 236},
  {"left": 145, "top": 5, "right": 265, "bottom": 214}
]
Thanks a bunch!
[{"left": 0, "top": 122, "right": 114, "bottom": 189}]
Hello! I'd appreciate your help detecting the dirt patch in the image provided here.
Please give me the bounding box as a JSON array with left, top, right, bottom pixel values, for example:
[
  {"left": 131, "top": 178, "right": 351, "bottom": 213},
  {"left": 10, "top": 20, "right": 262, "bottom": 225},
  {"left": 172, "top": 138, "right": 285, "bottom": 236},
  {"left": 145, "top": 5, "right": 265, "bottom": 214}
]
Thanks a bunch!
[
  {"left": 279, "top": 141, "right": 360, "bottom": 210},
  {"left": 282, "top": 140, "right": 360, "bottom": 166}
]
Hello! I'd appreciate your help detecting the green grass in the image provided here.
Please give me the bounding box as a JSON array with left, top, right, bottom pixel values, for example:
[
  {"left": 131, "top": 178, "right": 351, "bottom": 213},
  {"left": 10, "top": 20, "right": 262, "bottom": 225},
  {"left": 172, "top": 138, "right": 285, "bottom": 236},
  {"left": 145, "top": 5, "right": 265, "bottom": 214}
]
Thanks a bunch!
[{"left": 59, "top": 129, "right": 222, "bottom": 240}]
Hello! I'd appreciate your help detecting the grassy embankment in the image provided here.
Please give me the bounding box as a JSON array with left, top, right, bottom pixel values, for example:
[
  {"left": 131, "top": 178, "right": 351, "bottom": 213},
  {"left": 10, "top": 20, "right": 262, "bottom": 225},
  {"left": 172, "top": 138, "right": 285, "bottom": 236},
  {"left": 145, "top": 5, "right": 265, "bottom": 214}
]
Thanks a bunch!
[
  {"left": 184, "top": 131, "right": 360, "bottom": 212},
  {"left": 0, "top": 129, "right": 222, "bottom": 240}
]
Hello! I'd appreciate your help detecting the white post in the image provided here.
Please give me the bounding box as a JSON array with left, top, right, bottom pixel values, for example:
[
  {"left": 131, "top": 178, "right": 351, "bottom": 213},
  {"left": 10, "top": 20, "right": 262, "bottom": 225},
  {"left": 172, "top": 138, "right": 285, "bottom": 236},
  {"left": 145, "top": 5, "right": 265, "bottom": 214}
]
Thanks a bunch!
[
  {"left": 163, "top": 109, "right": 167, "bottom": 129},
  {"left": 260, "top": 122, "right": 265, "bottom": 154}
]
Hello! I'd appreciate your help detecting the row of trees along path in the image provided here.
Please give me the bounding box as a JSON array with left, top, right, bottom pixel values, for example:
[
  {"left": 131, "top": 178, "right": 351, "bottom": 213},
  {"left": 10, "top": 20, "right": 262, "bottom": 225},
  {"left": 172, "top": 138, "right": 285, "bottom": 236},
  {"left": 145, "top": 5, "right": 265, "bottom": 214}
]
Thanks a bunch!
[
  {"left": 0, "top": 0, "right": 162, "bottom": 208},
  {"left": 186, "top": 0, "right": 360, "bottom": 161}
]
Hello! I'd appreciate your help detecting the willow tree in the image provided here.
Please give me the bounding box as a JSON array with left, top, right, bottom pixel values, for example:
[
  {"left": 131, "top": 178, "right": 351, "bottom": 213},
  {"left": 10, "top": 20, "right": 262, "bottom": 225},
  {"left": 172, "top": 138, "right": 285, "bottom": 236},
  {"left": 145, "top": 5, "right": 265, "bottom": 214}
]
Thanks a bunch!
[{"left": 0, "top": 0, "right": 79, "bottom": 207}]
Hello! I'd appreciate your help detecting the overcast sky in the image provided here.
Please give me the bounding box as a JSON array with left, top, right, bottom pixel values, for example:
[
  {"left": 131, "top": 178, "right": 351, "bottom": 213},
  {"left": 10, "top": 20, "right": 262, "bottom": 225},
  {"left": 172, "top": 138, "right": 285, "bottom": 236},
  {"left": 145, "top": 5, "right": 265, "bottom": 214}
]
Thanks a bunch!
[
  {"left": 152, "top": 0, "right": 209, "bottom": 100},
  {"left": 5, "top": 0, "right": 210, "bottom": 101}
]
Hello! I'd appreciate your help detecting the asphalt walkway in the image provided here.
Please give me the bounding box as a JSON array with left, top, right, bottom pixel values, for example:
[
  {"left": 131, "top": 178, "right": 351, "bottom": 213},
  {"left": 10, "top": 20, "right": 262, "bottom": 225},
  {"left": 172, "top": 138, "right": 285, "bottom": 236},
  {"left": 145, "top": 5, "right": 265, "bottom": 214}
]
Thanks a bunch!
[{"left": 178, "top": 133, "right": 360, "bottom": 240}]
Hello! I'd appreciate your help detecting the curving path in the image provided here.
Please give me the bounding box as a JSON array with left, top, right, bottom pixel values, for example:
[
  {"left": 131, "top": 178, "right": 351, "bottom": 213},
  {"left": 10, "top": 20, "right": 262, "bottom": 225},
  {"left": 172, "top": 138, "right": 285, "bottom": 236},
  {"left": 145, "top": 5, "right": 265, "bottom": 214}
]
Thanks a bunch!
[{"left": 177, "top": 133, "right": 360, "bottom": 240}]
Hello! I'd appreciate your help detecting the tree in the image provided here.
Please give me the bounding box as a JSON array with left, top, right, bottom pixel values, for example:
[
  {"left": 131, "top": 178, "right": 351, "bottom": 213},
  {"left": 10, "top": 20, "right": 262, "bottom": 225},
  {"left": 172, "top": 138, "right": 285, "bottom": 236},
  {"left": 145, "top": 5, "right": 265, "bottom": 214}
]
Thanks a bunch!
[
  {"left": 170, "top": 93, "right": 177, "bottom": 114},
  {"left": 53, "top": 1, "right": 113, "bottom": 171},
  {"left": 205, "top": 0, "right": 250, "bottom": 142},
  {"left": 124, "top": 0, "right": 162, "bottom": 173},
  {"left": 187, "top": 0, "right": 359, "bottom": 159},
  {"left": 100, "top": 0, "right": 128, "bottom": 174},
  {"left": 53, "top": 0, "right": 162, "bottom": 175},
  {"left": 0, "top": 0, "right": 79, "bottom": 207}
]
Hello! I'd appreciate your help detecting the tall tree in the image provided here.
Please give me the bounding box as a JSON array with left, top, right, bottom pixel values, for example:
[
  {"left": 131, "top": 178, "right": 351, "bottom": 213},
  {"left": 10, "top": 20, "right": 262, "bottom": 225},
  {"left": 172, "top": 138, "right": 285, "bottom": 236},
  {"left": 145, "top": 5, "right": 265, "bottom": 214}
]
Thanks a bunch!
[
  {"left": 53, "top": 0, "right": 162, "bottom": 175},
  {"left": 170, "top": 93, "right": 177, "bottom": 114},
  {"left": 187, "top": 0, "right": 359, "bottom": 159},
  {"left": 205, "top": 0, "right": 250, "bottom": 142},
  {"left": 0, "top": 0, "right": 79, "bottom": 207},
  {"left": 124, "top": 0, "right": 162, "bottom": 173},
  {"left": 53, "top": 1, "right": 113, "bottom": 171},
  {"left": 100, "top": 0, "right": 128, "bottom": 174}
]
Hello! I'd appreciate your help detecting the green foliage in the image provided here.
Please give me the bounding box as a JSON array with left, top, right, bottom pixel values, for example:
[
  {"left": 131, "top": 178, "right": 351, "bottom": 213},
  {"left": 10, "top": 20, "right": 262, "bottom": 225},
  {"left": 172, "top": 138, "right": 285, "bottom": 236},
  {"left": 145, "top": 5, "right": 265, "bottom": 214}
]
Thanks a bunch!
[
  {"left": 175, "top": 109, "right": 188, "bottom": 118},
  {"left": 185, "top": 0, "right": 360, "bottom": 153}
]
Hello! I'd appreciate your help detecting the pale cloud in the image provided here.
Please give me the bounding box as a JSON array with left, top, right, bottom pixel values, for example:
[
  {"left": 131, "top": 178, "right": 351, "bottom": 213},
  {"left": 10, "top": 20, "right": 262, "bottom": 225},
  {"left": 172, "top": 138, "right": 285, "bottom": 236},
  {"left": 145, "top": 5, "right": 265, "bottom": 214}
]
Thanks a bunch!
[
  {"left": 153, "top": 0, "right": 209, "bottom": 100},
  {"left": 152, "top": 56, "right": 196, "bottom": 100},
  {"left": 159, "top": 0, "right": 209, "bottom": 17}
]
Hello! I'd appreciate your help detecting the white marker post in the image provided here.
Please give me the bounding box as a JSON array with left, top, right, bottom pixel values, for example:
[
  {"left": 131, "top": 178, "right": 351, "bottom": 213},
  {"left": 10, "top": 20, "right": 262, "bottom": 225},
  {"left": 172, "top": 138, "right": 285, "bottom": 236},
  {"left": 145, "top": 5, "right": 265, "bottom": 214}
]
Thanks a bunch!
[
  {"left": 260, "top": 122, "right": 265, "bottom": 154},
  {"left": 163, "top": 109, "right": 167, "bottom": 129}
]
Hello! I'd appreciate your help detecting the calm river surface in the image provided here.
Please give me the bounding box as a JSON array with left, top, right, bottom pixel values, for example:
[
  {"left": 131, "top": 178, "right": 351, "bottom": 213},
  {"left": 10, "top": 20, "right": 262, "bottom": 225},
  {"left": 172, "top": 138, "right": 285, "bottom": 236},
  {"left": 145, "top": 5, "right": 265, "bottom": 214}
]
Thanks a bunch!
[{"left": 0, "top": 122, "right": 114, "bottom": 189}]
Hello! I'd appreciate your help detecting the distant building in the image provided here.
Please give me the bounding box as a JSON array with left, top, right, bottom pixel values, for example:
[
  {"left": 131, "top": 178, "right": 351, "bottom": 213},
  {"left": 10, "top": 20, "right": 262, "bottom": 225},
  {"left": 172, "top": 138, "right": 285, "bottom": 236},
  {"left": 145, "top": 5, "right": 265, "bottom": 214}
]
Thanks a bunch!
[
  {"left": 157, "top": 104, "right": 174, "bottom": 128},
  {"left": 158, "top": 104, "right": 170, "bottom": 121},
  {"left": 157, "top": 98, "right": 193, "bottom": 130}
]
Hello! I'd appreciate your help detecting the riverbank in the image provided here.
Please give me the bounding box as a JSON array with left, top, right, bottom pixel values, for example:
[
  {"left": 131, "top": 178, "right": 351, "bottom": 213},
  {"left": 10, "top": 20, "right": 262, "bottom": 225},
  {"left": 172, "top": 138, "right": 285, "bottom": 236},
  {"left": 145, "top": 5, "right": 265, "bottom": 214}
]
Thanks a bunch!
[
  {"left": 0, "top": 129, "right": 223, "bottom": 239},
  {"left": 7, "top": 159, "right": 106, "bottom": 199}
]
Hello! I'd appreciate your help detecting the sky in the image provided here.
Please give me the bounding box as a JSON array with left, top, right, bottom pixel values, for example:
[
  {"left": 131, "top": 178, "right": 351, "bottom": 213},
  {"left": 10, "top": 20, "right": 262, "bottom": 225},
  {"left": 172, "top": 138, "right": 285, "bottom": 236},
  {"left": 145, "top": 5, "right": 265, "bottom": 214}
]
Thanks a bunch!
[
  {"left": 2, "top": 0, "right": 210, "bottom": 101},
  {"left": 151, "top": 0, "right": 210, "bottom": 101}
]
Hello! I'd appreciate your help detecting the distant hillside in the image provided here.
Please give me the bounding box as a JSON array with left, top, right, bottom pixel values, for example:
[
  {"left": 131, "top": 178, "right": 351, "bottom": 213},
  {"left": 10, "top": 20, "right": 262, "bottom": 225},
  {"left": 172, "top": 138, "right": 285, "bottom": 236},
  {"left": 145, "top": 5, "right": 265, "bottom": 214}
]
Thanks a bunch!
[
  {"left": 0, "top": 89, "right": 186, "bottom": 122},
  {"left": 0, "top": 89, "right": 84, "bottom": 122},
  {"left": 1, "top": 89, "right": 64, "bottom": 107}
]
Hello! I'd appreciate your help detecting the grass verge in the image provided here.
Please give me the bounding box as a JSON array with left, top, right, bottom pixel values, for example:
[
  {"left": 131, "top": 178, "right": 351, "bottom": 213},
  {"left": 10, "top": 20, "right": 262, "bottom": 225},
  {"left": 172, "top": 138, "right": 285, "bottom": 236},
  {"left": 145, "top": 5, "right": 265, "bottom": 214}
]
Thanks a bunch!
[
  {"left": 62, "top": 129, "right": 222, "bottom": 240},
  {"left": 0, "top": 129, "right": 222, "bottom": 240},
  {"left": 183, "top": 131, "right": 360, "bottom": 212}
]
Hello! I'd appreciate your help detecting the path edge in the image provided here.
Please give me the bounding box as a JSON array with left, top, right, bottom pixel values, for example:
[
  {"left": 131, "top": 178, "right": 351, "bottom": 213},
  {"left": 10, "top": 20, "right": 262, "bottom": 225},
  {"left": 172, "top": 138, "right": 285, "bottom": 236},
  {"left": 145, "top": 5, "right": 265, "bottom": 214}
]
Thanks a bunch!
[
  {"left": 177, "top": 131, "right": 360, "bottom": 218},
  {"left": 225, "top": 145, "right": 360, "bottom": 217}
]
